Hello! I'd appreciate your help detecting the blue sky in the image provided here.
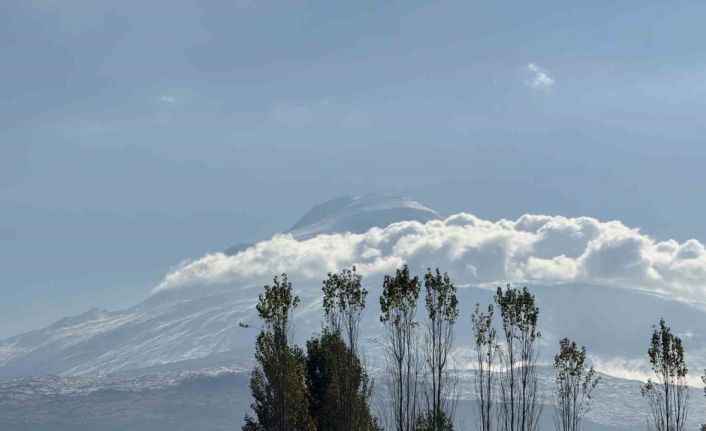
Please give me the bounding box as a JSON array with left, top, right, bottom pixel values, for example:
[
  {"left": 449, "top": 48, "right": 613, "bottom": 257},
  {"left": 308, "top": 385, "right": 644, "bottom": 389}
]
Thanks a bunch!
[{"left": 2, "top": 0, "right": 706, "bottom": 338}]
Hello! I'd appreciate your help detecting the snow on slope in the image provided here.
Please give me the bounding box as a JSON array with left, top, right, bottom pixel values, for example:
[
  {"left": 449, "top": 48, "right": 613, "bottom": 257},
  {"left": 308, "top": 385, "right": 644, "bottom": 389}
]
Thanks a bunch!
[
  {"left": 1, "top": 364, "right": 705, "bottom": 430},
  {"left": 3, "top": 195, "right": 706, "bottom": 428},
  {"left": 3, "top": 195, "right": 706, "bottom": 380},
  {"left": 0, "top": 195, "right": 439, "bottom": 377}
]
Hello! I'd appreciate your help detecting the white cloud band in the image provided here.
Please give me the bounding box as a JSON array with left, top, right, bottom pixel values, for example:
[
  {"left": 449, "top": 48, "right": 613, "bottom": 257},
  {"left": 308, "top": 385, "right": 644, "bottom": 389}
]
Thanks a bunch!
[{"left": 154, "top": 213, "right": 706, "bottom": 303}]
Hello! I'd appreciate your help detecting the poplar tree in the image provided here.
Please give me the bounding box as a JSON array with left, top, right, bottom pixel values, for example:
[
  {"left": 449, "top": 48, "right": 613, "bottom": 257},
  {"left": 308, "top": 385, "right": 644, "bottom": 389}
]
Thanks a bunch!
[
  {"left": 379, "top": 265, "right": 422, "bottom": 431},
  {"left": 471, "top": 303, "right": 498, "bottom": 431},
  {"left": 553, "top": 338, "right": 599, "bottom": 431},
  {"left": 243, "top": 274, "right": 315, "bottom": 431},
  {"left": 495, "top": 285, "right": 542, "bottom": 431},
  {"left": 641, "top": 319, "right": 688, "bottom": 431},
  {"left": 418, "top": 268, "right": 459, "bottom": 431},
  {"left": 306, "top": 267, "right": 380, "bottom": 431}
]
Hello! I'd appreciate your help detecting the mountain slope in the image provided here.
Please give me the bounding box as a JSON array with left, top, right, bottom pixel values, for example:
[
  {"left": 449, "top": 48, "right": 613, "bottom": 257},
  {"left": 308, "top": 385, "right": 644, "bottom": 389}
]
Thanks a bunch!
[
  {"left": 2, "top": 281, "right": 705, "bottom": 381},
  {"left": 0, "top": 364, "right": 703, "bottom": 431},
  {"left": 3, "top": 195, "right": 706, "bottom": 429},
  {"left": 2, "top": 196, "right": 706, "bottom": 379}
]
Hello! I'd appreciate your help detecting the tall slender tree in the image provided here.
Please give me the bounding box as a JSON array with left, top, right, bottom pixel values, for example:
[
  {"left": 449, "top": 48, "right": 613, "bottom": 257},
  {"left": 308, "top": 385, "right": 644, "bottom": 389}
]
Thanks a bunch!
[
  {"left": 641, "top": 319, "right": 689, "bottom": 431},
  {"left": 306, "top": 267, "right": 379, "bottom": 431},
  {"left": 243, "top": 274, "right": 315, "bottom": 431},
  {"left": 418, "top": 268, "right": 459, "bottom": 431},
  {"left": 552, "top": 338, "right": 599, "bottom": 431},
  {"left": 379, "top": 265, "right": 422, "bottom": 431},
  {"left": 495, "top": 285, "right": 542, "bottom": 431},
  {"left": 471, "top": 303, "right": 498, "bottom": 431}
]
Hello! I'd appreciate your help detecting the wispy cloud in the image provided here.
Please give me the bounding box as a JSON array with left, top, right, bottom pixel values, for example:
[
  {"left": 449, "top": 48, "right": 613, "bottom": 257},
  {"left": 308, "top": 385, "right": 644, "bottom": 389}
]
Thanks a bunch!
[
  {"left": 158, "top": 95, "right": 180, "bottom": 104},
  {"left": 525, "top": 63, "right": 555, "bottom": 89}
]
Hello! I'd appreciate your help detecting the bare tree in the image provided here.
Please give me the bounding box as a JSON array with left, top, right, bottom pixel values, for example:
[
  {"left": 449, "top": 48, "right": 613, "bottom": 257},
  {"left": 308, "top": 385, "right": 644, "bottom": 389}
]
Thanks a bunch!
[
  {"left": 471, "top": 303, "right": 498, "bottom": 431},
  {"left": 495, "top": 285, "right": 542, "bottom": 431},
  {"left": 418, "top": 268, "right": 459, "bottom": 431},
  {"left": 379, "top": 265, "right": 422, "bottom": 431},
  {"left": 553, "top": 338, "right": 599, "bottom": 431},
  {"left": 641, "top": 319, "right": 688, "bottom": 431}
]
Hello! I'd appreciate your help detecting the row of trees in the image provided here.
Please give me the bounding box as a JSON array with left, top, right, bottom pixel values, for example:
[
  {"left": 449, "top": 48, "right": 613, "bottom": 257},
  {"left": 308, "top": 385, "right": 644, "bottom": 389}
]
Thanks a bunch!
[{"left": 241, "top": 266, "right": 697, "bottom": 431}]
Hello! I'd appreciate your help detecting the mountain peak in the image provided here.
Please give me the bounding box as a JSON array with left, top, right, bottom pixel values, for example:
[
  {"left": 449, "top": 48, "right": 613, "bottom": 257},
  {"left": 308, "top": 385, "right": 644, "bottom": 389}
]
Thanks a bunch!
[
  {"left": 286, "top": 194, "right": 441, "bottom": 239},
  {"left": 224, "top": 195, "right": 440, "bottom": 255}
]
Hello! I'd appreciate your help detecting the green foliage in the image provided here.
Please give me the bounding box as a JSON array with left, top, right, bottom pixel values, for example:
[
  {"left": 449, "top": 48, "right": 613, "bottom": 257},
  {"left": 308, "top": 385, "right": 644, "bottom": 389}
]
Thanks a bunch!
[
  {"left": 243, "top": 274, "right": 315, "bottom": 431},
  {"left": 256, "top": 274, "right": 300, "bottom": 335},
  {"left": 380, "top": 265, "right": 421, "bottom": 325},
  {"left": 306, "top": 330, "right": 380, "bottom": 431},
  {"left": 641, "top": 318, "right": 688, "bottom": 431},
  {"left": 646, "top": 319, "right": 687, "bottom": 379},
  {"left": 323, "top": 266, "right": 367, "bottom": 351},
  {"left": 423, "top": 268, "right": 458, "bottom": 325},
  {"left": 414, "top": 409, "right": 454, "bottom": 431},
  {"left": 553, "top": 338, "right": 599, "bottom": 431},
  {"left": 471, "top": 304, "right": 496, "bottom": 351},
  {"left": 494, "top": 286, "right": 539, "bottom": 339},
  {"left": 323, "top": 266, "right": 367, "bottom": 327},
  {"left": 421, "top": 268, "right": 458, "bottom": 431},
  {"left": 305, "top": 267, "right": 379, "bottom": 431},
  {"left": 380, "top": 265, "right": 422, "bottom": 431},
  {"left": 494, "top": 285, "right": 542, "bottom": 431},
  {"left": 471, "top": 303, "right": 497, "bottom": 431}
]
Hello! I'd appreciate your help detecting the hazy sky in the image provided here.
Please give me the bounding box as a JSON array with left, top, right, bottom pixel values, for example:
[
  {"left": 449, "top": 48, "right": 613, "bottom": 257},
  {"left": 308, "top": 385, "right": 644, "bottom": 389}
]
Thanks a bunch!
[{"left": 2, "top": 0, "right": 706, "bottom": 338}]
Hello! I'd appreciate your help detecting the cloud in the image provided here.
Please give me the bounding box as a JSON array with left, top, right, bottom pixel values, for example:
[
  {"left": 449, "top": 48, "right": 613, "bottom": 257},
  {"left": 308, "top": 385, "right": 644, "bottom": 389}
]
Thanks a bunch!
[
  {"left": 154, "top": 213, "right": 706, "bottom": 304},
  {"left": 592, "top": 356, "right": 704, "bottom": 386},
  {"left": 158, "top": 96, "right": 180, "bottom": 104},
  {"left": 525, "top": 63, "right": 555, "bottom": 89}
]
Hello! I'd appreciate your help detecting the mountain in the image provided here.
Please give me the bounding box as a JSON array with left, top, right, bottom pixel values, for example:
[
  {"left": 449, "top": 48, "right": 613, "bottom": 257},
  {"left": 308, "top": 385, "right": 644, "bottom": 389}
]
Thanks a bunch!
[
  {"left": 2, "top": 195, "right": 706, "bottom": 429},
  {"left": 225, "top": 194, "right": 440, "bottom": 254},
  {"left": 3, "top": 280, "right": 706, "bottom": 379},
  {"left": 285, "top": 194, "right": 441, "bottom": 238}
]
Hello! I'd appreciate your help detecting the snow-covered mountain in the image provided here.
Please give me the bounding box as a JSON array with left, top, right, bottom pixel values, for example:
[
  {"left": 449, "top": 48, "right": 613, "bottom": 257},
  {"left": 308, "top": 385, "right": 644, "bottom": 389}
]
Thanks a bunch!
[
  {"left": 225, "top": 194, "right": 440, "bottom": 254},
  {"left": 0, "top": 195, "right": 440, "bottom": 377},
  {"left": 2, "top": 195, "right": 706, "bottom": 430},
  {"left": 285, "top": 194, "right": 440, "bottom": 239}
]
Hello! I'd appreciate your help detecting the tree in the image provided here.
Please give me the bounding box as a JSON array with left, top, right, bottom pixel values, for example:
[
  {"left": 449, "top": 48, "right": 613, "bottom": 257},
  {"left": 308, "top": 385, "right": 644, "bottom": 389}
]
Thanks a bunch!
[
  {"left": 471, "top": 303, "right": 498, "bottom": 431},
  {"left": 495, "top": 285, "right": 542, "bottom": 431},
  {"left": 552, "top": 338, "right": 599, "bottom": 431},
  {"left": 306, "top": 331, "right": 379, "bottom": 431},
  {"left": 243, "top": 274, "right": 315, "bottom": 431},
  {"left": 420, "top": 268, "right": 459, "bottom": 431},
  {"left": 306, "top": 267, "right": 380, "bottom": 431},
  {"left": 379, "top": 265, "right": 422, "bottom": 431},
  {"left": 641, "top": 318, "right": 688, "bottom": 431},
  {"left": 322, "top": 266, "right": 367, "bottom": 355},
  {"left": 414, "top": 409, "right": 454, "bottom": 431}
]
